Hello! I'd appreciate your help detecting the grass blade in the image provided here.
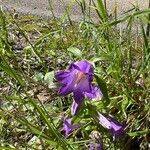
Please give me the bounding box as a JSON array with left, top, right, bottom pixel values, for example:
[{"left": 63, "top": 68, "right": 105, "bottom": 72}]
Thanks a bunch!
[{"left": 96, "top": 0, "right": 108, "bottom": 22}]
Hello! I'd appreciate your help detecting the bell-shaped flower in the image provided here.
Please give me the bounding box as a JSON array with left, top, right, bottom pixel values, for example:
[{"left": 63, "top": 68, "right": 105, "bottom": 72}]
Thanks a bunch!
[
  {"left": 98, "top": 113, "right": 125, "bottom": 140},
  {"left": 55, "top": 60, "right": 102, "bottom": 115},
  {"left": 63, "top": 117, "right": 79, "bottom": 137}
]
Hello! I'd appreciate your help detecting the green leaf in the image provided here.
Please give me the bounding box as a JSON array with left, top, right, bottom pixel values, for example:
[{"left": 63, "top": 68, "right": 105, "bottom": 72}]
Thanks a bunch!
[
  {"left": 17, "top": 118, "right": 50, "bottom": 139},
  {"left": 16, "top": 117, "right": 57, "bottom": 147},
  {"left": 67, "top": 47, "right": 82, "bottom": 58},
  {"left": 0, "top": 57, "right": 25, "bottom": 86},
  {"left": 24, "top": 94, "right": 75, "bottom": 150},
  {"left": 96, "top": 0, "right": 108, "bottom": 22},
  {"left": 44, "top": 71, "right": 54, "bottom": 84},
  {"left": 90, "top": 54, "right": 113, "bottom": 63},
  {"left": 128, "top": 130, "right": 150, "bottom": 137},
  {"left": 0, "top": 147, "right": 17, "bottom": 150},
  {"left": 33, "top": 72, "right": 44, "bottom": 81},
  {"left": 121, "top": 96, "right": 132, "bottom": 118},
  {"left": 110, "top": 9, "right": 150, "bottom": 26},
  {"left": 95, "top": 74, "right": 110, "bottom": 105}
]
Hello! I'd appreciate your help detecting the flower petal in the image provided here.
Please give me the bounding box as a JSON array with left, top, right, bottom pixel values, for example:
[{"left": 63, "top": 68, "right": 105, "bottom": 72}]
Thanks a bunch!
[
  {"left": 74, "top": 74, "right": 91, "bottom": 93},
  {"left": 98, "top": 113, "right": 112, "bottom": 129},
  {"left": 107, "top": 116, "right": 126, "bottom": 140},
  {"left": 75, "top": 60, "right": 94, "bottom": 74},
  {"left": 98, "top": 113, "right": 125, "bottom": 140},
  {"left": 59, "top": 82, "right": 74, "bottom": 96},
  {"left": 71, "top": 85, "right": 85, "bottom": 115},
  {"left": 63, "top": 117, "right": 80, "bottom": 136},
  {"left": 90, "top": 143, "right": 101, "bottom": 150},
  {"left": 63, "top": 118, "right": 72, "bottom": 136},
  {"left": 85, "top": 86, "right": 103, "bottom": 100},
  {"left": 89, "top": 131, "right": 102, "bottom": 150},
  {"left": 55, "top": 71, "right": 71, "bottom": 84},
  {"left": 56, "top": 70, "right": 76, "bottom": 96},
  {"left": 55, "top": 60, "right": 95, "bottom": 98},
  {"left": 71, "top": 101, "right": 81, "bottom": 116},
  {"left": 73, "top": 89, "right": 85, "bottom": 102},
  {"left": 110, "top": 123, "right": 125, "bottom": 140}
]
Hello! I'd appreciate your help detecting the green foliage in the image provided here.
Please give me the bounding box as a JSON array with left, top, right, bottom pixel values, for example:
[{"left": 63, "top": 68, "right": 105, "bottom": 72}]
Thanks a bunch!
[
  {"left": 96, "top": 0, "right": 108, "bottom": 22},
  {"left": 67, "top": 47, "right": 82, "bottom": 58},
  {"left": 0, "top": 1, "right": 150, "bottom": 149}
]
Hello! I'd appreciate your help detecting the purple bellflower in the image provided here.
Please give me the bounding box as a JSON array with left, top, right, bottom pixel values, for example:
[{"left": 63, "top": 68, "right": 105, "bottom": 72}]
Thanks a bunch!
[
  {"left": 55, "top": 60, "right": 102, "bottom": 115},
  {"left": 98, "top": 113, "right": 125, "bottom": 140},
  {"left": 63, "top": 117, "right": 79, "bottom": 137}
]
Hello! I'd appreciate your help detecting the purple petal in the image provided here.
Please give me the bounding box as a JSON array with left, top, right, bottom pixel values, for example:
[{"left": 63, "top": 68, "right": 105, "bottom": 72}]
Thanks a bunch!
[
  {"left": 73, "top": 89, "right": 85, "bottom": 103},
  {"left": 75, "top": 60, "right": 94, "bottom": 74},
  {"left": 71, "top": 84, "right": 87, "bottom": 115},
  {"left": 85, "top": 86, "right": 103, "bottom": 100},
  {"left": 74, "top": 73, "right": 91, "bottom": 93},
  {"left": 90, "top": 143, "right": 101, "bottom": 150},
  {"left": 59, "top": 82, "right": 74, "bottom": 96},
  {"left": 89, "top": 131, "right": 102, "bottom": 150},
  {"left": 63, "top": 117, "right": 79, "bottom": 136},
  {"left": 98, "top": 113, "right": 125, "bottom": 140},
  {"left": 69, "top": 60, "right": 94, "bottom": 76},
  {"left": 90, "top": 143, "right": 95, "bottom": 150},
  {"left": 63, "top": 118, "right": 72, "bottom": 136},
  {"left": 98, "top": 113, "right": 112, "bottom": 129},
  {"left": 55, "top": 60, "right": 100, "bottom": 115},
  {"left": 71, "top": 72, "right": 93, "bottom": 115},
  {"left": 56, "top": 70, "right": 76, "bottom": 96},
  {"left": 71, "top": 96, "right": 83, "bottom": 115},
  {"left": 55, "top": 71, "right": 71, "bottom": 84},
  {"left": 107, "top": 116, "right": 126, "bottom": 140},
  {"left": 55, "top": 60, "right": 93, "bottom": 96}
]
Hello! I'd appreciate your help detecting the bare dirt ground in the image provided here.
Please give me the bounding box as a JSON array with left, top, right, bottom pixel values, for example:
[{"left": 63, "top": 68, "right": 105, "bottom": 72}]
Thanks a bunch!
[{"left": 1, "top": 0, "right": 149, "bottom": 21}]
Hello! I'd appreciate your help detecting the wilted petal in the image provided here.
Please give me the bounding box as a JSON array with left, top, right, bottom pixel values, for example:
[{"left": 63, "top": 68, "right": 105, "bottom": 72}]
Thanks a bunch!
[
  {"left": 89, "top": 131, "right": 102, "bottom": 150},
  {"left": 98, "top": 113, "right": 125, "bottom": 140},
  {"left": 85, "top": 86, "right": 103, "bottom": 100}
]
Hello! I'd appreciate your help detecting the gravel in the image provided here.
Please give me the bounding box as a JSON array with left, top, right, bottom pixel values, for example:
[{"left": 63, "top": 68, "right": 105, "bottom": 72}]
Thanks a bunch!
[{"left": 1, "top": 0, "right": 149, "bottom": 21}]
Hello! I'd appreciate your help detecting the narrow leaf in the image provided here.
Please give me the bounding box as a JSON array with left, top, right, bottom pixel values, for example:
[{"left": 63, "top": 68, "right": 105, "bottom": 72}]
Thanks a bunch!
[
  {"left": 67, "top": 47, "right": 82, "bottom": 58},
  {"left": 96, "top": 0, "right": 108, "bottom": 21},
  {"left": 95, "top": 74, "right": 110, "bottom": 105}
]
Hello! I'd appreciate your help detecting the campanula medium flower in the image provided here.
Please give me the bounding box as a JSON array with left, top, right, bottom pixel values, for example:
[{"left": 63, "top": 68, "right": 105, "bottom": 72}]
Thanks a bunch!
[
  {"left": 63, "top": 117, "right": 79, "bottom": 137},
  {"left": 55, "top": 60, "right": 102, "bottom": 115},
  {"left": 98, "top": 113, "right": 125, "bottom": 140}
]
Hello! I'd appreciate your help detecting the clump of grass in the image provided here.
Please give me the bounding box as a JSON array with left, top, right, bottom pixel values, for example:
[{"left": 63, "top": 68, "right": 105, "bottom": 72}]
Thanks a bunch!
[{"left": 0, "top": 0, "right": 150, "bottom": 149}]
